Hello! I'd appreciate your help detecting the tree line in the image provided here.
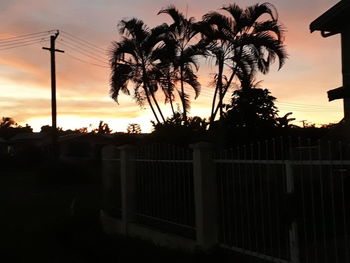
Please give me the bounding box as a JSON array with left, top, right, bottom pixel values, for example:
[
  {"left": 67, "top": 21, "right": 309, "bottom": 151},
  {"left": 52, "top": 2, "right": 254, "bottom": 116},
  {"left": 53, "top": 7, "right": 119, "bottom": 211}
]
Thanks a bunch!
[
  {"left": 109, "top": 2, "right": 287, "bottom": 129},
  {"left": 0, "top": 117, "right": 142, "bottom": 139}
]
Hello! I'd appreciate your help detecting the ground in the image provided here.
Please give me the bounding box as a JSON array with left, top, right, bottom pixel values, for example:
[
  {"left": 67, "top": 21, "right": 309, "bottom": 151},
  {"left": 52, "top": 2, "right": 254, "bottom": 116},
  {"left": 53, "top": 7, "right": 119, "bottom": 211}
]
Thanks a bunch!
[{"left": 0, "top": 164, "right": 259, "bottom": 263}]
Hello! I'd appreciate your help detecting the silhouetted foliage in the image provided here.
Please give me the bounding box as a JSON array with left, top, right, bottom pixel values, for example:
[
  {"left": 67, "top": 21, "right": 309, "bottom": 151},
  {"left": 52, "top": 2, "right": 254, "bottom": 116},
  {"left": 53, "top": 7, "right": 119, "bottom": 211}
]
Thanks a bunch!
[
  {"left": 0, "top": 117, "right": 33, "bottom": 139},
  {"left": 92, "top": 121, "right": 112, "bottom": 134},
  {"left": 276, "top": 112, "right": 296, "bottom": 128},
  {"left": 151, "top": 113, "right": 207, "bottom": 144},
  {"left": 40, "top": 125, "right": 63, "bottom": 133},
  {"left": 223, "top": 88, "right": 278, "bottom": 129},
  {"left": 127, "top": 123, "right": 142, "bottom": 134}
]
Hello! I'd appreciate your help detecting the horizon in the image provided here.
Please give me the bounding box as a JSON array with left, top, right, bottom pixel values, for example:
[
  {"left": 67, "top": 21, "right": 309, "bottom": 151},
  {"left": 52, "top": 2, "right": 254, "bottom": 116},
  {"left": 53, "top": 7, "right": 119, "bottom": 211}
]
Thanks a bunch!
[{"left": 0, "top": 0, "right": 344, "bottom": 132}]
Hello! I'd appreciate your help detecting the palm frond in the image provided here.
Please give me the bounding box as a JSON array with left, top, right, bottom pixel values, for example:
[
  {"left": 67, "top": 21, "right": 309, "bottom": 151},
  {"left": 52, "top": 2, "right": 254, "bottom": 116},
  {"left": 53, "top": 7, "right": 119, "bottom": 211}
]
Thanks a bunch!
[
  {"left": 110, "top": 38, "right": 138, "bottom": 63},
  {"left": 118, "top": 18, "right": 149, "bottom": 40},
  {"left": 245, "top": 2, "right": 278, "bottom": 24},
  {"left": 202, "top": 12, "right": 234, "bottom": 36},
  {"left": 183, "top": 66, "right": 201, "bottom": 99},
  {"left": 177, "top": 89, "right": 191, "bottom": 113},
  {"left": 253, "top": 20, "right": 286, "bottom": 41},
  {"left": 158, "top": 5, "right": 185, "bottom": 24},
  {"left": 222, "top": 4, "right": 245, "bottom": 32},
  {"left": 110, "top": 63, "right": 133, "bottom": 103}
]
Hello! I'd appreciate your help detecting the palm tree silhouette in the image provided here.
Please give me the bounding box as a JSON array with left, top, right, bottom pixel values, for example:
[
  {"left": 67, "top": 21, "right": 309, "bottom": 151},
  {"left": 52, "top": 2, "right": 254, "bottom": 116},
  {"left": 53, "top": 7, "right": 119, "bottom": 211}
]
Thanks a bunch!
[
  {"left": 109, "top": 18, "right": 167, "bottom": 123},
  {"left": 199, "top": 3, "right": 287, "bottom": 125},
  {"left": 158, "top": 6, "right": 203, "bottom": 121}
]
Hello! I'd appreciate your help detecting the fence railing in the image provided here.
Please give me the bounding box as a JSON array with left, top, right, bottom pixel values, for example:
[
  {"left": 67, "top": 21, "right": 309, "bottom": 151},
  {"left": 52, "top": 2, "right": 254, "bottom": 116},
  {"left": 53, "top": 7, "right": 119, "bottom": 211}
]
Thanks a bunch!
[
  {"left": 134, "top": 144, "right": 195, "bottom": 238},
  {"left": 101, "top": 138, "right": 350, "bottom": 263}
]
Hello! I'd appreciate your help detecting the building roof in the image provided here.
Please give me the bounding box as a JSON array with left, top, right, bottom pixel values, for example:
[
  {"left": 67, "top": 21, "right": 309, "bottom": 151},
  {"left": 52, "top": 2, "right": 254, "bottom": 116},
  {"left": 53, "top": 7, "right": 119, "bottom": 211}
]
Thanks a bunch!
[{"left": 310, "top": 1, "right": 350, "bottom": 37}]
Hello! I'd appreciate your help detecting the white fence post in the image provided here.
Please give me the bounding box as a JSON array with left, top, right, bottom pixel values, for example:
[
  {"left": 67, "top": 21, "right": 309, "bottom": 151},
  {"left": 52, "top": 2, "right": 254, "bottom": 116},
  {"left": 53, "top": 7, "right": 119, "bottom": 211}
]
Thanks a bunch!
[
  {"left": 118, "top": 144, "right": 137, "bottom": 234},
  {"left": 101, "top": 145, "right": 120, "bottom": 207},
  {"left": 190, "top": 142, "right": 218, "bottom": 249},
  {"left": 285, "top": 160, "right": 300, "bottom": 263}
]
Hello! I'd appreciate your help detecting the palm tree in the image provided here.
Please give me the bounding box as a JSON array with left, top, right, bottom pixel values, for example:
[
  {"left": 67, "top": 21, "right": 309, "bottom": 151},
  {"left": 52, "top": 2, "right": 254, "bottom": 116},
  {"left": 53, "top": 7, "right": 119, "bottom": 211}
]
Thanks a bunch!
[
  {"left": 109, "top": 18, "right": 167, "bottom": 123},
  {"left": 150, "top": 40, "right": 178, "bottom": 116},
  {"left": 158, "top": 6, "right": 203, "bottom": 121},
  {"left": 199, "top": 2, "right": 287, "bottom": 125}
]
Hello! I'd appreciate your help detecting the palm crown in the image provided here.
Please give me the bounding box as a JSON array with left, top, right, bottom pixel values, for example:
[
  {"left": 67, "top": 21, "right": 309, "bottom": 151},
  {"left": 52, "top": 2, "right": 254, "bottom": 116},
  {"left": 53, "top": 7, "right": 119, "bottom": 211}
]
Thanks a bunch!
[{"left": 198, "top": 2, "right": 287, "bottom": 123}]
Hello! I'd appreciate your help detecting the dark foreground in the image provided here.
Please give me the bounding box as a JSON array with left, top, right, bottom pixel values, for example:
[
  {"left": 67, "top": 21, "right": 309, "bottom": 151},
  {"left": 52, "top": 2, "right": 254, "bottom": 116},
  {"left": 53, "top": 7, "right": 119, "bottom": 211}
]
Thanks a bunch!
[{"left": 0, "top": 165, "right": 258, "bottom": 263}]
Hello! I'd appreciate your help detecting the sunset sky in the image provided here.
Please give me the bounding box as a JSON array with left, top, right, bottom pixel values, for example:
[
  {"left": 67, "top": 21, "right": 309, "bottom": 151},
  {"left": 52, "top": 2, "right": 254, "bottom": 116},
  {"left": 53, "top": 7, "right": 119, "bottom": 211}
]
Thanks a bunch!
[{"left": 0, "top": 0, "right": 344, "bottom": 132}]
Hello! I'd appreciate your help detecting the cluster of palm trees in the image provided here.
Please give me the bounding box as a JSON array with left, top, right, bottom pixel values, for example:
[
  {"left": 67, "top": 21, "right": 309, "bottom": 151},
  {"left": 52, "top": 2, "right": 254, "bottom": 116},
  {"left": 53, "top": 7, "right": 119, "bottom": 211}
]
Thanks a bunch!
[{"left": 109, "top": 2, "right": 287, "bottom": 128}]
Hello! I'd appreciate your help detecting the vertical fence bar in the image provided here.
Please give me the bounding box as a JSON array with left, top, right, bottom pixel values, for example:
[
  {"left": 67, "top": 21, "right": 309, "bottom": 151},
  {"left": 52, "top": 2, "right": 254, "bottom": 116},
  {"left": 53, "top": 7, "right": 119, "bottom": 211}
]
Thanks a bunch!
[
  {"left": 221, "top": 150, "right": 228, "bottom": 244},
  {"left": 307, "top": 139, "right": 318, "bottom": 262},
  {"left": 237, "top": 145, "right": 245, "bottom": 249},
  {"left": 273, "top": 138, "right": 282, "bottom": 258},
  {"left": 243, "top": 145, "right": 252, "bottom": 251},
  {"left": 250, "top": 143, "right": 259, "bottom": 252},
  {"left": 298, "top": 137, "right": 309, "bottom": 263},
  {"left": 328, "top": 141, "right": 339, "bottom": 263},
  {"left": 258, "top": 141, "right": 266, "bottom": 254},
  {"left": 265, "top": 140, "right": 273, "bottom": 254},
  {"left": 191, "top": 142, "right": 217, "bottom": 249},
  {"left": 285, "top": 159, "right": 300, "bottom": 263},
  {"left": 317, "top": 139, "right": 328, "bottom": 262},
  {"left": 338, "top": 141, "right": 349, "bottom": 262},
  {"left": 231, "top": 148, "right": 239, "bottom": 247}
]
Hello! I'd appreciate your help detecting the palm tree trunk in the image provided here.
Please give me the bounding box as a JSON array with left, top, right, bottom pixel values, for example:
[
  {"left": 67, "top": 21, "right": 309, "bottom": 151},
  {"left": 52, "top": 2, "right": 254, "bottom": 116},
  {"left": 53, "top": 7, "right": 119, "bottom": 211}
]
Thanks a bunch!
[
  {"left": 144, "top": 85, "right": 160, "bottom": 124},
  {"left": 180, "top": 65, "right": 187, "bottom": 121},
  {"left": 141, "top": 64, "right": 165, "bottom": 123},
  {"left": 150, "top": 90, "right": 166, "bottom": 122},
  {"left": 212, "top": 47, "right": 244, "bottom": 121},
  {"left": 167, "top": 73, "right": 176, "bottom": 116},
  {"left": 169, "top": 96, "right": 176, "bottom": 116},
  {"left": 209, "top": 84, "right": 219, "bottom": 126},
  {"left": 217, "top": 58, "right": 224, "bottom": 119},
  {"left": 209, "top": 58, "right": 224, "bottom": 126}
]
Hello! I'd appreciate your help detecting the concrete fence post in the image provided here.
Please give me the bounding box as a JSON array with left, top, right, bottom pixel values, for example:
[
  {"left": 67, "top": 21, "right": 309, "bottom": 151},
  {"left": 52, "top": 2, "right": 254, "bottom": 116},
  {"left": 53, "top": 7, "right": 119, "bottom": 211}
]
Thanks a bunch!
[
  {"left": 101, "top": 145, "right": 121, "bottom": 233},
  {"left": 118, "top": 144, "right": 137, "bottom": 234},
  {"left": 190, "top": 142, "right": 218, "bottom": 249},
  {"left": 101, "top": 145, "right": 120, "bottom": 206}
]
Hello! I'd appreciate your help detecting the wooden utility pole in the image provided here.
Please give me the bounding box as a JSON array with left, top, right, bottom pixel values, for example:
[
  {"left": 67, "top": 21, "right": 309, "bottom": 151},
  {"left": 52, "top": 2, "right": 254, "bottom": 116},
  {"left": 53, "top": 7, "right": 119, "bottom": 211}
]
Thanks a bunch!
[{"left": 43, "top": 30, "right": 64, "bottom": 158}]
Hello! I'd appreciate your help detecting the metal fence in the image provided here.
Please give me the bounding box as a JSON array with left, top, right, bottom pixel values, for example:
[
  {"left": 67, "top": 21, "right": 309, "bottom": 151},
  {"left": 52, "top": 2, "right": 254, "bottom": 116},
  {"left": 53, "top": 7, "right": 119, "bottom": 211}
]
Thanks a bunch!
[
  {"left": 102, "top": 138, "right": 350, "bottom": 263},
  {"left": 214, "top": 138, "right": 350, "bottom": 263},
  {"left": 134, "top": 144, "right": 195, "bottom": 238}
]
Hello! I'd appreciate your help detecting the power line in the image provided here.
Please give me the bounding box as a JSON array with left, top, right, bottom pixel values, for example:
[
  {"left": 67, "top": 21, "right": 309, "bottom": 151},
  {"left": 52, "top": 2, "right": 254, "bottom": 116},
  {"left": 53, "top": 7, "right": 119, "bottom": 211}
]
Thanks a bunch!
[
  {"left": 65, "top": 53, "right": 109, "bottom": 68},
  {"left": 0, "top": 38, "right": 49, "bottom": 51},
  {"left": 58, "top": 37, "right": 108, "bottom": 62},
  {"left": 60, "top": 32, "right": 108, "bottom": 56},
  {"left": 0, "top": 33, "right": 50, "bottom": 45},
  {"left": 58, "top": 40, "right": 109, "bottom": 65},
  {"left": 0, "top": 30, "right": 55, "bottom": 42},
  {"left": 0, "top": 36, "right": 51, "bottom": 47},
  {"left": 60, "top": 30, "right": 108, "bottom": 52},
  {"left": 277, "top": 102, "right": 339, "bottom": 110}
]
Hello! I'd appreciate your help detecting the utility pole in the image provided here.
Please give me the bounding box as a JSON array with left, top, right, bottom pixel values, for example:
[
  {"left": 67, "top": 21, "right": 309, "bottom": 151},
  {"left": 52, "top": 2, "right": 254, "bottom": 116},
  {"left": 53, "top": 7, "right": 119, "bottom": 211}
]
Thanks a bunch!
[{"left": 43, "top": 30, "right": 64, "bottom": 158}]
